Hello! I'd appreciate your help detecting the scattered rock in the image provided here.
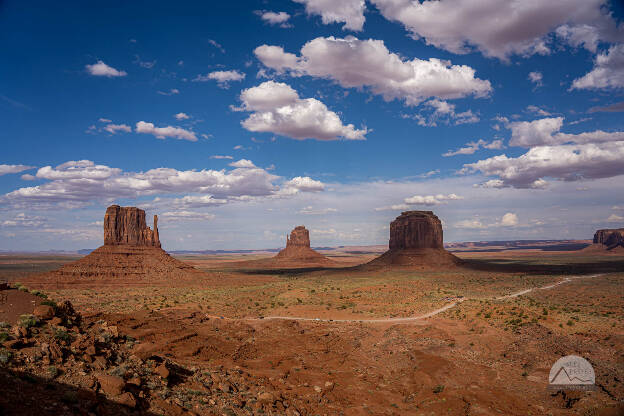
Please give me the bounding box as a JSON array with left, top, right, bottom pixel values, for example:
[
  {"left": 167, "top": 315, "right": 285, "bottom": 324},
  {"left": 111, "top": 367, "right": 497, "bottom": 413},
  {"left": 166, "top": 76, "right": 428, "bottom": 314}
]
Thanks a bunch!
[
  {"left": 2, "top": 339, "right": 21, "bottom": 349},
  {"left": 155, "top": 362, "right": 170, "bottom": 379},
  {"left": 96, "top": 373, "right": 125, "bottom": 396},
  {"left": 33, "top": 305, "right": 54, "bottom": 320},
  {"left": 257, "top": 391, "right": 274, "bottom": 404},
  {"left": 50, "top": 317, "right": 63, "bottom": 326},
  {"left": 116, "top": 392, "right": 136, "bottom": 408}
]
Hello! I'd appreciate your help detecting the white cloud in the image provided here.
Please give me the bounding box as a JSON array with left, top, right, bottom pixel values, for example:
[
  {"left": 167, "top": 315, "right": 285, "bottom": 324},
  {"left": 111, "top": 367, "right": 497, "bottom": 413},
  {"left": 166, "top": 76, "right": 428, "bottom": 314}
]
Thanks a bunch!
[
  {"left": 370, "top": 0, "right": 622, "bottom": 60},
  {"left": 99, "top": 118, "right": 112, "bottom": 123},
  {"left": 571, "top": 44, "right": 624, "bottom": 90},
  {"left": 259, "top": 11, "right": 292, "bottom": 27},
  {"left": 254, "top": 36, "right": 492, "bottom": 106},
  {"left": 193, "top": 70, "right": 246, "bottom": 88},
  {"left": 463, "top": 141, "right": 624, "bottom": 188},
  {"left": 607, "top": 214, "right": 624, "bottom": 222},
  {"left": 0, "top": 164, "right": 34, "bottom": 176},
  {"left": 282, "top": 176, "right": 325, "bottom": 193},
  {"left": 526, "top": 105, "right": 551, "bottom": 116},
  {"left": 500, "top": 212, "right": 519, "bottom": 226},
  {"left": 157, "top": 89, "right": 180, "bottom": 96},
  {"left": 508, "top": 117, "right": 624, "bottom": 147},
  {"left": 1, "top": 160, "right": 325, "bottom": 208},
  {"left": 208, "top": 39, "right": 225, "bottom": 53},
  {"left": 174, "top": 112, "right": 190, "bottom": 120},
  {"left": 135, "top": 121, "right": 198, "bottom": 141},
  {"left": 210, "top": 155, "right": 233, "bottom": 160},
  {"left": 454, "top": 218, "right": 487, "bottom": 229},
  {"left": 443, "top": 139, "right": 503, "bottom": 157},
  {"left": 85, "top": 60, "right": 127, "bottom": 77},
  {"left": 160, "top": 211, "right": 216, "bottom": 221},
  {"left": 228, "top": 159, "right": 256, "bottom": 168},
  {"left": 406, "top": 99, "right": 480, "bottom": 126},
  {"left": 1, "top": 213, "right": 45, "bottom": 227},
  {"left": 298, "top": 206, "right": 338, "bottom": 215},
  {"left": 103, "top": 123, "right": 131, "bottom": 134},
  {"left": 238, "top": 81, "right": 368, "bottom": 141},
  {"left": 376, "top": 193, "right": 462, "bottom": 210},
  {"left": 293, "top": 0, "right": 366, "bottom": 31},
  {"left": 528, "top": 71, "right": 543, "bottom": 87}
]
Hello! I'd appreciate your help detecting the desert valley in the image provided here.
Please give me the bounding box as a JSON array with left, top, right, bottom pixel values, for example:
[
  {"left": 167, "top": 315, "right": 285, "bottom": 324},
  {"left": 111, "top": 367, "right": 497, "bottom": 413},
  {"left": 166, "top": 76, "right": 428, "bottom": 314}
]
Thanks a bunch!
[
  {"left": 0, "top": 205, "right": 622, "bottom": 415},
  {"left": 2, "top": 1, "right": 624, "bottom": 415}
]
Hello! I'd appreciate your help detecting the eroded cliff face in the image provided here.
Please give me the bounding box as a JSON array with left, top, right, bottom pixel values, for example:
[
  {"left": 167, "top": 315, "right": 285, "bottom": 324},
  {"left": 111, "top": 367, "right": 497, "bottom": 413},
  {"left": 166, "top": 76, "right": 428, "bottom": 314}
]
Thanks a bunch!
[
  {"left": 593, "top": 228, "right": 624, "bottom": 249},
  {"left": 286, "top": 226, "right": 311, "bottom": 248},
  {"left": 389, "top": 211, "right": 443, "bottom": 250},
  {"left": 103, "top": 205, "right": 160, "bottom": 248}
]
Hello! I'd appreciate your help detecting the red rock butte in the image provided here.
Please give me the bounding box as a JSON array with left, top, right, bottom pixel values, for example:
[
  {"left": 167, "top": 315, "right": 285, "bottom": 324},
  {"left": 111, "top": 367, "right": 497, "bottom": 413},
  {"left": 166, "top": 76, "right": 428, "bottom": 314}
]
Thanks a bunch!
[
  {"left": 275, "top": 226, "right": 331, "bottom": 263},
  {"left": 368, "top": 211, "right": 461, "bottom": 268},
  {"left": 582, "top": 227, "right": 624, "bottom": 253},
  {"left": 26, "top": 205, "right": 199, "bottom": 284}
]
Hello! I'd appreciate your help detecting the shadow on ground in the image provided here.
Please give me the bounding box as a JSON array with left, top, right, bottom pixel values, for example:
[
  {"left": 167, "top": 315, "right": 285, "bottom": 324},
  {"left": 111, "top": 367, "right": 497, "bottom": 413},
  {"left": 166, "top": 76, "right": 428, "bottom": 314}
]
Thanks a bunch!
[{"left": 0, "top": 368, "right": 156, "bottom": 415}]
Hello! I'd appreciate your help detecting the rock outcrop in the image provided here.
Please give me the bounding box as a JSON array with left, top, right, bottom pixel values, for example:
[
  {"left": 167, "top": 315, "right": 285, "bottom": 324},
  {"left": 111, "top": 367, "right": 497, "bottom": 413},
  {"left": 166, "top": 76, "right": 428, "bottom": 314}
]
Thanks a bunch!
[
  {"left": 275, "top": 226, "right": 329, "bottom": 262},
  {"left": 593, "top": 228, "right": 624, "bottom": 250},
  {"left": 368, "top": 211, "right": 461, "bottom": 269},
  {"left": 104, "top": 205, "right": 160, "bottom": 247},
  {"left": 28, "top": 205, "right": 200, "bottom": 282},
  {"left": 389, "top": 211, "right": 443, "bottom": 250}
]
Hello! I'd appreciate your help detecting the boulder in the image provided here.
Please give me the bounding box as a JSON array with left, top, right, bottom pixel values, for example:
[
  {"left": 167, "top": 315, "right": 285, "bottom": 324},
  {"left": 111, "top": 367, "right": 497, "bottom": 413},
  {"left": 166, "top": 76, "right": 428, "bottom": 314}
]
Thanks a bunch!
[
  {"left": 33, "top": 305, "right": 54, "bottom": 320},
  {"left": 96, "top": 373, "right": 125, "bottom": 396},
  {"left": 104, "top": 205, "right": 160, "bottom": 247}
]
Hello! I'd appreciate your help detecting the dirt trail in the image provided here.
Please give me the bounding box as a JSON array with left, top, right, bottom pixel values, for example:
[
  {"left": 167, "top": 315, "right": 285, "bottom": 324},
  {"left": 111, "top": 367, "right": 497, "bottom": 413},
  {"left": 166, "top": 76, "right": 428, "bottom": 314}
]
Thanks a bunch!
[{"left": 207, "top": 273, "right": 605, "bottom": 324}]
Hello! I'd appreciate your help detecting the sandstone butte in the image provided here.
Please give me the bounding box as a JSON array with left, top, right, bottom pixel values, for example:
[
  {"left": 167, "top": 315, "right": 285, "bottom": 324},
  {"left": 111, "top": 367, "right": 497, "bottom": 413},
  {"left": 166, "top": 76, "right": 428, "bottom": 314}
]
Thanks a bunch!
[
  {"left": 27, "top": 205, "right": 200, "bottom": 283},
  {"left": 367, "top": 211, "right": 461, "bottom": 269},
  {"left": 582, "top": 227, "right": 624, "bottom": 253},
  {"left": 274, "top": 226, "right": 333, "bottom": 264}
]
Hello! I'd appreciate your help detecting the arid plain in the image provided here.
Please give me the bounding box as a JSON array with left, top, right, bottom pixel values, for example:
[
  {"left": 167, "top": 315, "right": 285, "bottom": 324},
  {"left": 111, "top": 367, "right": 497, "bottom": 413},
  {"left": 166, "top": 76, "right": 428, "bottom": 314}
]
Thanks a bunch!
[{"left": 0, "top": 209, "right": 623, "bottom": 416}]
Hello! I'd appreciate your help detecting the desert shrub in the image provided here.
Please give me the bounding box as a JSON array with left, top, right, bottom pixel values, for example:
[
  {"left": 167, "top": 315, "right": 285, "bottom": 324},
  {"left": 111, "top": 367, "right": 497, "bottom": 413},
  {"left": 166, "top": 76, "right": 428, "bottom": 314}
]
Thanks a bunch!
[
  {"left": 30, "top": 290, "right": 48, "bottom": 299},
  {"left": 0, "top": 322, "right": 9, "bottom": 329},
  {"left": 566, "top": 320, "right": 574, "bottom": 326},
  {"left": 47, "top": 365, "right": 58, "bottom": 378},
  {"left": 0, "top": 349, "right": 12, "bottom": 364},
  {"left": 53, "top": 329, "right": 71, "bottom": 342},
  {"left": 19, "top": 314, "right": 38, "bottom": 328},
  {"left": 433, "top": 385, "right": 445, "bottom": 394},
  {"left": 0, "top": 332, "right": 8, "bottom": 342},
  {"left": 40, "top": 300, "right": 57, "bottom": 308}
]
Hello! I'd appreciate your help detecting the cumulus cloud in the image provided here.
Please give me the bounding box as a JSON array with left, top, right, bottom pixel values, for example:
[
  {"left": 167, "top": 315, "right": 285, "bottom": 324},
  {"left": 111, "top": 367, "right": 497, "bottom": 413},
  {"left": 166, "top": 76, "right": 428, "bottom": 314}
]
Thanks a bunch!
[
  {"left": 228, "top": 159, "right": 256, "bottom": 168},
  {"left": 0, "top": 159, "right": 325, "bottom": 208},
  {"left": 571, "top": 44, "right": 624, "bottom": 90},
  {"left": 508, "top": 117, "right": 624, "bottom": 147},
  {"left": 174, "top": 112, "right": 190, "bottom": 120},
  {"left": 607, "top": 214, "right": 624, "bottom": 222},
  {"left": 135, "top": 121, "right": 198, "bottom": 141},
  {"left": 455, "top": 212, "right": 519, "bottom": 229},
  {"left": 282, "top": 176, "right": 325, "bottom": 192},
  {"left": 85, "top": 61, "right": 127, "bottom": 77},
  {"left": 463, "top": 141, "right": 624, "bottom": 188},
  {"left": 528, "top": 71, "right": 543, "bottom": 87},
  {"left": 258, "top": 11, "right": 292, "bottom": 27},
  {"left": 405, "top": 99, "right": 480, "bottom": 126},
  {"left": 376, "top": 193, "right": 462, "bottom": 210},
  {"left": 293, "top": 0, "right": 366, "bottom": 31},
  {"left": 103, "top": 123, "right": 131, "bottom": 134},
  {"left": 237, "top": 81, "right": 368, "bottom": 141},
  {"left": 500, "top": 212, "right": 519, "bottom": 226},
  {"left": 526, "top": 105, "right": 551, "bottom": 116},
  {"left": 254, "top": 36, "right": 492, "bottom": 106},
  {"left": 193, "top": 70, "right": 246, "bottom": 88},
  {"left": 443, "top": 139, "right": 503, "bottom": 157},
  {"left": 0, "top": 164, "right": 35, "bottom": 176},
  {"left": 370, "top": 0, "right": 622, "bottom": 60}
]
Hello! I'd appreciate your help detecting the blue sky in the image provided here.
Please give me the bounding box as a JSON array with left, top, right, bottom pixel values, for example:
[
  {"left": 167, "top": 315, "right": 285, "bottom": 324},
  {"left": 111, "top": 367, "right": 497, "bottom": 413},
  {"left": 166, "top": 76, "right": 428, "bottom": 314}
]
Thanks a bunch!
[{"left": 1, "top": 0, "right": 623, "bottom": 250}]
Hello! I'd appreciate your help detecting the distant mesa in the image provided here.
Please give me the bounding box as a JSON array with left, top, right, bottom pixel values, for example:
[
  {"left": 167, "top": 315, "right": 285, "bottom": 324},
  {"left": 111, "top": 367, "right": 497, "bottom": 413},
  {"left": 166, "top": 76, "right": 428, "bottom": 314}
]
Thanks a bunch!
[
  {"left": 582, "top": 227, "right": 624, "bottom": 253},
  {"left": 368, "top": 211, "right": 461, "bottom": 269},
  {"left": 26, "top": 205, "right": 199, "bottom": 283}
]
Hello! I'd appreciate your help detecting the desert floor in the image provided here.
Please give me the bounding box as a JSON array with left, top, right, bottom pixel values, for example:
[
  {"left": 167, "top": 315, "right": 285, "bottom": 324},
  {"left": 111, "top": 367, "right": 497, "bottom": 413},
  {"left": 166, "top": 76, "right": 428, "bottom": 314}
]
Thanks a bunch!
[{"left": 0, "top": 249, "right": 623, "bottom": 415}]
